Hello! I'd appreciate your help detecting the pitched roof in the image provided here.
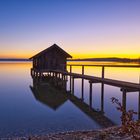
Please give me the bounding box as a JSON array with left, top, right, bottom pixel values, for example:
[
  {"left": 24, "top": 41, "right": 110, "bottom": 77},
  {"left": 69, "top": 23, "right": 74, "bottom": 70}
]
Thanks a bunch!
[{"left": 29, "top": 44, "right": 72, "bottom": 59}]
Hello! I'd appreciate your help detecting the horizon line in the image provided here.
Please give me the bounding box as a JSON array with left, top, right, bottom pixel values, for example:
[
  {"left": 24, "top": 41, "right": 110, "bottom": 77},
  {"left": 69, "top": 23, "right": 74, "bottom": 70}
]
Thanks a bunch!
[{"left": 0, "top": 57, "right": 140, "bottom": 60}]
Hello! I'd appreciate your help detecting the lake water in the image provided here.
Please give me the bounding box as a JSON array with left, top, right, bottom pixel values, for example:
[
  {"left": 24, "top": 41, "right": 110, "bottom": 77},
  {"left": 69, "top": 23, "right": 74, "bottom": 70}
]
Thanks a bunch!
[{"left": 0, "top": 61, "right": 140, "bottom": 138}]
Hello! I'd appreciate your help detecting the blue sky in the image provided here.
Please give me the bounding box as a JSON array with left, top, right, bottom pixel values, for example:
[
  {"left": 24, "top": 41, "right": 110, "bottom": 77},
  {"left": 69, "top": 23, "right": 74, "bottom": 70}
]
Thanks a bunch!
[{"left": 0, "top": 0, "right": 140, "bottom": 58}]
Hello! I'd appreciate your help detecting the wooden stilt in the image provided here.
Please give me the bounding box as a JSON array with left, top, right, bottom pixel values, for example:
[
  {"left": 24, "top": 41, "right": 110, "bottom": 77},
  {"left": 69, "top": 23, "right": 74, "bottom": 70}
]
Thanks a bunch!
[
  {"left": 70, "top": 65, "right": 72, "bottom": 92},
  {"left": 121, "top": 88, "right": 127, "bottom": 125},
  {"left": 138, "top": 91, "right": 140, "bottom": 120},
  {"left": 70, "top": 76, "right": 72, "bottom": 92},
  {"left": 122, "top": 88, "right": 127, "bottom": 111},
  {"left": 89, "top": 81, "right": 93, "bottom": 108},
  {"left": 81, "top": 79, "right": 84, "bottom": 100},
  {"left": 101, "top": 83, "right": 104, "bottom": 113},
  {"left": 72, "top": 77, "right": 74, "bottom": 94}
]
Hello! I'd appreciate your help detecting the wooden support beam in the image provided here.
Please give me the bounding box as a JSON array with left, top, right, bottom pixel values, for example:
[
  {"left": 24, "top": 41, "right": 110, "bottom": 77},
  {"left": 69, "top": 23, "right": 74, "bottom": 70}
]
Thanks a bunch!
[
  {"left": 70, "top": 65, "right": 72, "bottom": 73},
  {"left": 120, "top": 87, "right": 139, "bottom": 92},
  {"left": 138, "top": 91, "right": 140, "bottom": 120},
  {"left": 70, "top": 76, "right": 72, "bottom": 92},
  {"left": 61, "top": 74, "right": 63, "bottom": 80},
  {"left": 81, "top": 79, "right": 84, "bottom": 100},
  {"left": 52, "top": 72, "right": 54, "bottom": 77},
  {"left": 59, "top": 73, "right": 61, "bottom": 79},
  {"left": 69, "top": 65, "right": 72, "bottom": 92},
  {"left": 82, "top": 65, "right": 84, "bottom": 75},
  {"left": 89, "top": 80, "right": 100, "bottom": 83},
  {"left": 102, "top": 66, "right": 105, "bottom": 79},
  {"left": 89, "top": 81, "right": 93, "bottom": 108},
  {"left": 81, "top": 66, "right": 85, "bottom": 100},
  {"left": 121, "top": 88, "right": 127, "bottom": 125},
  {"left": 65, "top": 75, "right": 68, "bottom": 81},
  {"left": 101, "top": 83, "right": 104, "bottom": 113},
  {"left": 49, "top": 70, "right": 140, "bottom": 91},
  {"left": 122, "top": 88, "right": 127, "bottom": 111},
  {"left": 72, "top": 77, "right": 74, "bottom": 95}
]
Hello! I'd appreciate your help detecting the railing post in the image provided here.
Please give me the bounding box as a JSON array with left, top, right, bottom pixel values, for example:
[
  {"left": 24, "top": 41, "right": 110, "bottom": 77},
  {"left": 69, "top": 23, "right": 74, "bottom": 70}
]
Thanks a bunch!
[
  {"left": 102, "top": 66, "right": 105, "bottom": 79},
  {"left": 82, "top": 65, "right": 84, "bottom": 75}
]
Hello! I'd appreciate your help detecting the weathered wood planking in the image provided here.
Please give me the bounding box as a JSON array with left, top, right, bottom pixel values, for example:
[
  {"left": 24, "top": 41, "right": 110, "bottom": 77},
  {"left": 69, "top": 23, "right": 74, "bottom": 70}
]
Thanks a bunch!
[{"left": 50, "top": 70, "right": 140, "bottom": 91}]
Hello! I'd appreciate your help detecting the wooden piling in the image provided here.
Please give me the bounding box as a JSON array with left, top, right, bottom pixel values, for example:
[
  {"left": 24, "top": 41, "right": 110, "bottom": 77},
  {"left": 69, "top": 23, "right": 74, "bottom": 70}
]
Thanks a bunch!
[
  {"left": 138, "top": 91, "right": 140, "bottom": 120},
  {"left": 72, "top": 76, "right": 74, "bottom": 95},
  {"left": 89, "top": 81, "right": 93, "bottom": 108},
  {"left": 81, "top": 79, "right": 84, "bottom": 100},
  {"left": 70, "top": 65, "right": 72, "bottom": 92},
  {"left": 101, "top": 83, "right": 104, "bottom": 113},
  {"left": 82, "top": 65, "right": 84, "bottom": 75},
  {"left": 122, "top": 88, "right": 127, "bottom": 112},
  {"left": 121, "top": 88, "right": 127, "bottom": 125},
  {"left": 102, "top": 66, "right": 105, "bottom": 79}
]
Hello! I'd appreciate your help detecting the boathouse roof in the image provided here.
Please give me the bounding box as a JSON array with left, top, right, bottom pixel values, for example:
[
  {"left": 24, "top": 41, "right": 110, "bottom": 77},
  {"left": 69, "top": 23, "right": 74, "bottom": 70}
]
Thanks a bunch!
[{"left": 29, "top": 44, "right": 72, "bottom": 59}]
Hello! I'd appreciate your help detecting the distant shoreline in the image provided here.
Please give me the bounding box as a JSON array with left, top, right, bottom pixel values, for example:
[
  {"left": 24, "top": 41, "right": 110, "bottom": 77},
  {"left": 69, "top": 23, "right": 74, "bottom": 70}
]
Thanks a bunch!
[
  {"left": 0, "top": 58, "right": 140, "bottom": 63},
  {"left": 0, "top": 59, "right": 31, "bottom": 61},
  {"left": 67, "top": 57, "right": 140, "bottom": 63}
]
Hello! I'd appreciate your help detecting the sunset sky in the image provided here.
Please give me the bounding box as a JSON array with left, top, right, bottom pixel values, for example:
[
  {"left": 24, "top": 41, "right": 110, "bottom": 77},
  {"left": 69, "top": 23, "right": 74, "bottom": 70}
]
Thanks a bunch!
[{"left": 0, "top": 0, "right": 140, "bottom": 59}]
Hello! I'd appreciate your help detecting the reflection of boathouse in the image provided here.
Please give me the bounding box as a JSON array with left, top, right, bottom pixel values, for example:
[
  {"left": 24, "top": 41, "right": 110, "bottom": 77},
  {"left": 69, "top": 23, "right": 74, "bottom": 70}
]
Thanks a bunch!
[
  {"left": 30, "top": 79, "right": 68, "bottom": 110},
  {"left": 30, "top": 44, "right": 72, "bottom": 71}
]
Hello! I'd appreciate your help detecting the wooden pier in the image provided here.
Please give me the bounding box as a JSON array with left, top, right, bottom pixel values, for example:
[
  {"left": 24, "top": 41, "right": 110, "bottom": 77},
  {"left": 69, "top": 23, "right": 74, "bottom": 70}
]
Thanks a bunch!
[
  {"left": 31, "top": 64, "right": 140, "bottom": 120},
  {"left": 31, "top": 64, "right": 140, "bottom": 92}
]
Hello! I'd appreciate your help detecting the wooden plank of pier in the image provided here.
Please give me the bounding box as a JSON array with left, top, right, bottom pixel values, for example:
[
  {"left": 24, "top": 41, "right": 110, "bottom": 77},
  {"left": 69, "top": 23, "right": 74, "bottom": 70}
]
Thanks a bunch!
[{"left": 51, "top": 70, "right": 140, "bottom": 91}]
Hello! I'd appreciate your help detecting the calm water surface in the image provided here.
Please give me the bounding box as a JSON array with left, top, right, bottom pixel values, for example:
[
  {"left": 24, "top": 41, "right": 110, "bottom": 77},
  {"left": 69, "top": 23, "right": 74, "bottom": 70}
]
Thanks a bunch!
[{"left": 0, "top": 61, "right": 140, "bottom": 137}]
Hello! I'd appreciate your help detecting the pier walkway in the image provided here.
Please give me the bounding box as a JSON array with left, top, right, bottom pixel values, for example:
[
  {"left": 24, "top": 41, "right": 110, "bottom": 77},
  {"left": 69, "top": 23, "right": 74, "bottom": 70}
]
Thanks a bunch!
[
  {"left": 31, "top": 64, "right": 140, "bottom": 120},
  {"left": 51, "top": 70, "right": 140, "bottom": 92}
]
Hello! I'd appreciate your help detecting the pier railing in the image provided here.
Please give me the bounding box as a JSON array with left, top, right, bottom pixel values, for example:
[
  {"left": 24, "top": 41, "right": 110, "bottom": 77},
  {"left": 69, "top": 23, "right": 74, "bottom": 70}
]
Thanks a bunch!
[{"left": 67, "top": 64, "right": 140, "bottom": 79}]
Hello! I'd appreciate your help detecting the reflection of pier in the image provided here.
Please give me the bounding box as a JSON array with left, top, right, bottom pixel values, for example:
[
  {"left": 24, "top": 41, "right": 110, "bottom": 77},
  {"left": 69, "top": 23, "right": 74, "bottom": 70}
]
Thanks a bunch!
[
  {"left": 31, "top": 64, "right": 140, "bottom": 121},
  {"left": 67, "top": 64, "right": 140, "bottom": 119},
  {"left": 30, "top": 75, "right": 115, "bottom": 127},
  {"left": 67, "top": 92, "right": 114, "bottom": 127}
]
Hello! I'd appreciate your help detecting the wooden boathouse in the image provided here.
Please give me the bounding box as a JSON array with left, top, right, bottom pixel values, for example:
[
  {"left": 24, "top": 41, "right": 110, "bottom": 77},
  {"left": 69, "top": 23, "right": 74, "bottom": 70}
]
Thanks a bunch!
[{"left": 30, "top": 44, "right": 72, "bottom": 71}]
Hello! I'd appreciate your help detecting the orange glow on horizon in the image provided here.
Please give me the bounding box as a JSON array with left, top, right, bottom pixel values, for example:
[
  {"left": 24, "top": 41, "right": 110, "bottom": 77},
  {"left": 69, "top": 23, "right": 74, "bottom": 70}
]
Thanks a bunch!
[
  {"left": 0, "top": 52, "right": 140, "bottom": 59},
  {"left": 0, "top": 46, "right": 140, "bottom": 59},
  {"left": 71, "top": 53, "right": 140, "bottom": 59}
]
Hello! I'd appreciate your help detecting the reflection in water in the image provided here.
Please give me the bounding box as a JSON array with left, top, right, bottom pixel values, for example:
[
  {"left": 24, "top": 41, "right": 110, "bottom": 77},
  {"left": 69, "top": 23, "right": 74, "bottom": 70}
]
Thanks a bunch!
[
  {"left": 0, "top": 62, "right": 140, "bottom": 137},
  {"left": 30, "top": 73, "right": 115, "bottom": 128},
  {"left": 30, "top": 77, "right": 68, "bottom": 110}
]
